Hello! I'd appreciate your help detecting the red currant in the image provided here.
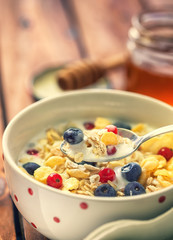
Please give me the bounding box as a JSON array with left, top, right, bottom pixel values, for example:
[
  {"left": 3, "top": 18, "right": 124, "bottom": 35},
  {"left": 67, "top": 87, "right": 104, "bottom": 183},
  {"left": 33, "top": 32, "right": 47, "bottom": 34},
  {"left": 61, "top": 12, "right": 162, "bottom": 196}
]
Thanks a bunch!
[
  {"left": 157, "top": 147, "right": 173, "bottom": 161},
  {"left": 105, "top": 125, "right": 118, "bottom": 134},
  {"left": 84, "top": 122, "right": 95, "bottom": 130},
  {"left": 47, "top": 173, "right": 63, "bottom": 189},
  {"left": 99, "top": 168, "right": 116, "bottom": 183},
  {"left": 107, "top": 145, "right": 117, "bottom": 155},
  {"left": 26, "top": 149, "right": 38, "bottom": 155}
]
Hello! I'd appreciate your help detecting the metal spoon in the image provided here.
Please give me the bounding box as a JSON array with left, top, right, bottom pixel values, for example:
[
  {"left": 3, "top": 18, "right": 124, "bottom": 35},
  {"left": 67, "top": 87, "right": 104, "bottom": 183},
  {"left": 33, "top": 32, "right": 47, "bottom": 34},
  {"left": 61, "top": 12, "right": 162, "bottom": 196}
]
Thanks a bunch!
[{"left": 60, "top": 125, "right": 173, "bottom": 162}]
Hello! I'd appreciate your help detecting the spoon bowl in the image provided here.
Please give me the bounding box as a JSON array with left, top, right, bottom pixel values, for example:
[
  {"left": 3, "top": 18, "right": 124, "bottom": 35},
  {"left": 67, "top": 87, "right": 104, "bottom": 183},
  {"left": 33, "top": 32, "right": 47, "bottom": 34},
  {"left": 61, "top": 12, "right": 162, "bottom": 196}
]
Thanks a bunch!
[{"left": 61, "top": 125, "right": 173, "bottom": 162}]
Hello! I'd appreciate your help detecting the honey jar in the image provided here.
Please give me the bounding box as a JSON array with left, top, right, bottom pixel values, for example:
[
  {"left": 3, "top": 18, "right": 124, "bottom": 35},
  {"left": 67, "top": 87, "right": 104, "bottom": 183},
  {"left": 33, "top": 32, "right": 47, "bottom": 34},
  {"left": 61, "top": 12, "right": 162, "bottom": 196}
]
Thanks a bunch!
[{"left": 126, "top": 10, "right": 173, "bottom": 105}]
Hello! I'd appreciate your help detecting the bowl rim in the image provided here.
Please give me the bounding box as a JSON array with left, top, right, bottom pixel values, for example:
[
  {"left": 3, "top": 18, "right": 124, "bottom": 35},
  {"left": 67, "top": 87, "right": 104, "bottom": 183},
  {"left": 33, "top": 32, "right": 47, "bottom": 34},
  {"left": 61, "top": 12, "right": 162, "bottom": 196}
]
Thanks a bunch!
[{"left": 2, "top": 89, "right": 173, "bottom": 202}]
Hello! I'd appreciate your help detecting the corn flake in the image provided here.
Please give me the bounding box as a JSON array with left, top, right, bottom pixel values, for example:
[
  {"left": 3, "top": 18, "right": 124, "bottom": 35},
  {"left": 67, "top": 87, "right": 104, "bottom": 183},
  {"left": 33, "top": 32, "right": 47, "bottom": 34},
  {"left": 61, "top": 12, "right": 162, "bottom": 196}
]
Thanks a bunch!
[
  {"left": 141, "top": 156, "right": 159, "bottom": 171},
  {"left": 101, "top": 132, "right": 118, "bottom": 145},
  {"left": 63, "top": 177, "right": 79, "bottom": 190},
  {"left": 45, "top": 156, "right": 66, "bottom": 168},
  {"left": 167, "top": 157, "right": 173, "bottom": 170},
  {"left": 94, "top": 117, "right": 111, "bottom": 129},
  {"left": 157, "top": 175, "right": 172, "bottom": 188},
  {"left": 154, "top": 169, "right": 173, "bottom": 178},
  {"left": 67, "top": 169, "right": 90, "bottom": 179},
  {"left": 34, "top": 166, "right": 57, "bottom": 184}
]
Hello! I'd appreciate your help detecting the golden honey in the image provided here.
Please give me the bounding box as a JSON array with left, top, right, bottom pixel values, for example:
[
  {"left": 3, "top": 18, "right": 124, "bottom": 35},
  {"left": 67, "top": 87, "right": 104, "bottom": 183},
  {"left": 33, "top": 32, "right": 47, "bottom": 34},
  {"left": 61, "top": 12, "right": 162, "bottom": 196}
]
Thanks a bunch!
[
  {"left": 126, "top": 59, "right": 173, "bottom": 105},
  {"left": 126, "top": 10, "right": 173, "bottom": 106}
]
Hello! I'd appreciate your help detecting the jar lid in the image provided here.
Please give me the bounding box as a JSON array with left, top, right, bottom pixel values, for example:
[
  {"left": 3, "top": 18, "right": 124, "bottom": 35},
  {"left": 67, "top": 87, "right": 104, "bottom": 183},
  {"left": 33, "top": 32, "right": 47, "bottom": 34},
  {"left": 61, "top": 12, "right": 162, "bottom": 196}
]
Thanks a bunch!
[{"left": 129, "top": 10, "right": 173, "bottom": 53}]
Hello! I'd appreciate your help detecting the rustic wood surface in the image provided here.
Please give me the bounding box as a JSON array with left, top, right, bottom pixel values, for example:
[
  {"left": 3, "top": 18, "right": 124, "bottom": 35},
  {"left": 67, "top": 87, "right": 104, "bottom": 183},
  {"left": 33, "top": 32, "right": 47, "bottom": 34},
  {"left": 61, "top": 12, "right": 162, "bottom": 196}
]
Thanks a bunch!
[{"left": 0, "top": 0, "right": 162, "bottom": 239}]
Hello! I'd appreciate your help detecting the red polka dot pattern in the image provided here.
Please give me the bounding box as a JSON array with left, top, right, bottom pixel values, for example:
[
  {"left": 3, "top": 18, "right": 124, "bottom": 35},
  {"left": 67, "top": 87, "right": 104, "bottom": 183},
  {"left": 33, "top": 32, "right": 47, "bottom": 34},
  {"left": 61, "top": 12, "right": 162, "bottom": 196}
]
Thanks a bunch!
[
  {"left": 80, "top": 202, "right": 88, "bottom": 209},
  {"left": 53, "top": 217, "right": 60, "bottom": 223},
  {"left": 14, "top": 194, "right": 18, "bottom": 202},
  {"left": 28, "top": 188, "right": 33, "bottom": 195},
  {"left": 158, "top": 195, "right": 166, "bottom": 203},
  {"left": 31, "top": 222, "right": 37, "bottom": 228}
]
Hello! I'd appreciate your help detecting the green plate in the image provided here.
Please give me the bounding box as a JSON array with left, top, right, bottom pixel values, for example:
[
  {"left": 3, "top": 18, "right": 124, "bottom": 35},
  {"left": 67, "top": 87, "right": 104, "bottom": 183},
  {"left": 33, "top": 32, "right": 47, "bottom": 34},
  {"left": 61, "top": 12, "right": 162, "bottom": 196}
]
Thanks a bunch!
[{"left": 31, "top": 65, "right": 111, "bottom": 101}]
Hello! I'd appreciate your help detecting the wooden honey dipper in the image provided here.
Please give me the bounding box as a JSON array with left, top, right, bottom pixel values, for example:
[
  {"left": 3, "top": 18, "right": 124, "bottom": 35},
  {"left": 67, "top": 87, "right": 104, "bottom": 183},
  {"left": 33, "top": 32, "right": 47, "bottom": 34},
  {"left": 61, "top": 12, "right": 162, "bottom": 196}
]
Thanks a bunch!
[{"left": 57, "top": 52, "right": 128, "bottom": 90}]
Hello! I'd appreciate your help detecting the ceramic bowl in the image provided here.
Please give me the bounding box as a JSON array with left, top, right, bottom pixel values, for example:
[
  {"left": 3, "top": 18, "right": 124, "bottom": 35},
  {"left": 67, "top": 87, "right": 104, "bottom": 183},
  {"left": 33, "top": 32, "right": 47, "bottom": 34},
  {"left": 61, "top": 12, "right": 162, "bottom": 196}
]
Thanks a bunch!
[{"left": 2, "top": 89, "right": 173, "bottom": 240}]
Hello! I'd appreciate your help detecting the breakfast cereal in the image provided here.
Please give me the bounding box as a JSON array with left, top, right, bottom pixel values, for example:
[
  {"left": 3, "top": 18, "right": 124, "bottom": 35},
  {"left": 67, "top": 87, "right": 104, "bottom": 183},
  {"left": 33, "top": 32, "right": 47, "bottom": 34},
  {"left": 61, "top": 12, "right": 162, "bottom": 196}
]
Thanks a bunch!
[{"left": 18, "top": 117, "right": 173, "bottom": 197}]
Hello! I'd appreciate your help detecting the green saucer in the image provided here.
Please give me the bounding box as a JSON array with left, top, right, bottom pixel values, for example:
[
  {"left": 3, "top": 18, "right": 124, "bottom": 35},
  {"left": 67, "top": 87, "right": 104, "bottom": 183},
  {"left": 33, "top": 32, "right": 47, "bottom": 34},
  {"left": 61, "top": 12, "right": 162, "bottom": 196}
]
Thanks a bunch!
[{"left": 31, "top": 65, "right": 111, "bottom": 101}]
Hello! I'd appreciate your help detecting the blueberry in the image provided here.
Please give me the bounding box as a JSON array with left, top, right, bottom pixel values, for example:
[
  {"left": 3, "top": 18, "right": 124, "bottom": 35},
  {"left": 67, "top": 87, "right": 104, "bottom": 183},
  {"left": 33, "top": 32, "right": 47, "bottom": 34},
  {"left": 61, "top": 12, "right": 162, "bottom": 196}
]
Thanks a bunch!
[
  {"left": 94, "top": 184, "right": 117, "bottom": 197},
  {"left": 124, "top": 181, "right": 146, "bottom": 196},
  {"left": 78, "top": 161, "right": 96, "bottom": 166},
  {"left": 114, "top": 121, "right": 131, "bottom": 130},
  {"left": 63, "top": 128, "right": 84, "bottom": 145},
  {"left": 121, "top": 162, "right": 142, "bottom": 182},
  {"left": 23, "top": 162, "right": 40, "bottom": 175}
]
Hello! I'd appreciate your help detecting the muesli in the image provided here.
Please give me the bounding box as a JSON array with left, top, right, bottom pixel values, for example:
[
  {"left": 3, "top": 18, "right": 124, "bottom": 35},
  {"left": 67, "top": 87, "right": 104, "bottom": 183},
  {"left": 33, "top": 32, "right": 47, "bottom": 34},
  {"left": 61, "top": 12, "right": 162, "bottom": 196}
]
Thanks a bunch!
[{"left": 18, "top": 117, "right": 173, "bottom": 197}]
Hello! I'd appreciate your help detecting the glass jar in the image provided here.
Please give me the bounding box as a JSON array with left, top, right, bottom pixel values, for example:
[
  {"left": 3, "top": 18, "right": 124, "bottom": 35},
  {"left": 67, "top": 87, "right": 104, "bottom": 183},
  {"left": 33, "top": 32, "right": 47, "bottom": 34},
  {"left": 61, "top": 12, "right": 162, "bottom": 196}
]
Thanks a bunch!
[{"left": 126, "top": 10, "right": 173, "bottom": 105}]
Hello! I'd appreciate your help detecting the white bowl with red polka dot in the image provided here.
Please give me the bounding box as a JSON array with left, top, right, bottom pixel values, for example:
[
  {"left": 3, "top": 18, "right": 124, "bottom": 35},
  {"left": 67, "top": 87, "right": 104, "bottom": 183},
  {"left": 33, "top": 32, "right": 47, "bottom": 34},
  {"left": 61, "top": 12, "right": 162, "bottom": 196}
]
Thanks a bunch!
[{"left": 2, "top": 89, "right": 173, "bottom": 240}]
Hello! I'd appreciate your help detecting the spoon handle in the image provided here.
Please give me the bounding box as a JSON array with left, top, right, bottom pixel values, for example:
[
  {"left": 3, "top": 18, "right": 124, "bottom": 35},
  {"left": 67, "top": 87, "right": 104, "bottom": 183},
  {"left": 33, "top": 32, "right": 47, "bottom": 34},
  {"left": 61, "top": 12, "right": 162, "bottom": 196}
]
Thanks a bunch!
[{"left": 139, "top": 125, "right": 173, "bottom": 146}]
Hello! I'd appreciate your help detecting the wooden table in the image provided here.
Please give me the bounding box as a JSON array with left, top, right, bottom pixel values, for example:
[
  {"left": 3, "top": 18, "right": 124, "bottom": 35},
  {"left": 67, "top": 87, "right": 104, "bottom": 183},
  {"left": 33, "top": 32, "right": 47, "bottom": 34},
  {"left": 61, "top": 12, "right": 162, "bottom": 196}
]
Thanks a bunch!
[{"left": 0, "top": 0, "right": 169, "bottom": 239}]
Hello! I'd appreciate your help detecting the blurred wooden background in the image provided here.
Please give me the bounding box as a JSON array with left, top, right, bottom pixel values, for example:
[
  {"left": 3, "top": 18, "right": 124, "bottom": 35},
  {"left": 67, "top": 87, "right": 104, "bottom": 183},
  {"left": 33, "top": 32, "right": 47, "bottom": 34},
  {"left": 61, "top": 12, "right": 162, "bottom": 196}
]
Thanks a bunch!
[{"left": 0, "top": 0, "right": 171, "bottom": 239}]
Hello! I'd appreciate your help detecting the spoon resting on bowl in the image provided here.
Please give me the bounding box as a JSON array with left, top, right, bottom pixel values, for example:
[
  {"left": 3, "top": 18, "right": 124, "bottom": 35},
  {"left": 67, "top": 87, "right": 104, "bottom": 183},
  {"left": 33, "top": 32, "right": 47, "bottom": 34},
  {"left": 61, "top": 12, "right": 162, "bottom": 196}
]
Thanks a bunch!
[{"left": 60, "top": 125, "right": 173, "bottom": 163}]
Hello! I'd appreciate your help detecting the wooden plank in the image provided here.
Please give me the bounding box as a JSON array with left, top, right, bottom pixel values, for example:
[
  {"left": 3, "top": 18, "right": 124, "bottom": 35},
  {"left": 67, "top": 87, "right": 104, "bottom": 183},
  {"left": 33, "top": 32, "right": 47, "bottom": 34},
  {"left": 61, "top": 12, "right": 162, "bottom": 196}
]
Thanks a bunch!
[
  {"left": 1, "top": 0, "right": 80, "bottom": 122},
  {"left": 0, "top": 1, "right": 145, "bottom": 239},
  {"left": 71, "top": 0, "right": 141, "bottom": 58},
  {"left": 22, "top": 219, "right": 48, "bottom": 240},
  {"left": 0, "top": 0, "right": 80, "bottom": 239},
  {"left": 0, "top": 0, "right": 17, "bottom": 238},
  {"left": 0, "top": 105, "right": 16, "bottom": 239},
  {"left": 70, "top": 0, "right": 141, "bottom": 89}
]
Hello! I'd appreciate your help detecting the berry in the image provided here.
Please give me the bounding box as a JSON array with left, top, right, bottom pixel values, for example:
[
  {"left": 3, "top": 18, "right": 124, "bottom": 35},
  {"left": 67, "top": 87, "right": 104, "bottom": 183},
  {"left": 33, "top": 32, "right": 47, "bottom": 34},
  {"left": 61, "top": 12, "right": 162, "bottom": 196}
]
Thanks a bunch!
[
  {"left": 23, "top": 162, "right": 40, "bottom": 175},
  {"left": 84, "top": 122, "right": 95, "bottom": 130},
  {"left": 26, "top": 149, "right": 38, "bottom": 155},
  {"left": 63, "top": 128, "right": 84, "bottom": 145},
  {"left": 157, "top": 147, "right": 173, "bottom": 161},
  {"left": 94, "top": 184, "right": 117, "bottom": 197},
  {"left": 124, "top": 181, "right": 146, "bottom": 196},
  {"left": 121, "top": 162, "right": 141, "bottom": 182},
  {"left": 114, "top": 121, "right": 131, "bottom": 130},
  {"left": 99, "top": 168, "right": 116, "bottom": 183},
  {"left": 105, "top": 125, "right": 118, "bottom": 134},
  {"left": 107, "top": 145, "right": 117, "bottom": 155},
  {"left": 47, "top": 173, "right": 63, "bottom": 189}
]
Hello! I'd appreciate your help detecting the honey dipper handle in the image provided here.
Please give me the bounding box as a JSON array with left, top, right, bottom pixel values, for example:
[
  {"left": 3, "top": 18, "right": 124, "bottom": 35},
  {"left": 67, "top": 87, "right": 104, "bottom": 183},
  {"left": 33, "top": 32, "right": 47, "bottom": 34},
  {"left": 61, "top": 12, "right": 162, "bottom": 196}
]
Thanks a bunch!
[
  {"left": 102, "top": 52, "right": 128, "bottom": 71},
  {"left": 57, "top": 52, "right": 128, "bottom": 91}
]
